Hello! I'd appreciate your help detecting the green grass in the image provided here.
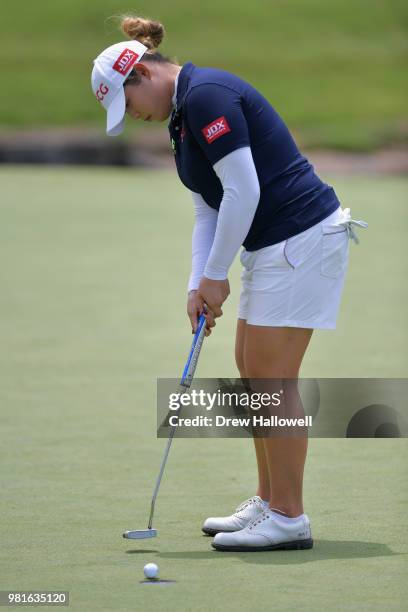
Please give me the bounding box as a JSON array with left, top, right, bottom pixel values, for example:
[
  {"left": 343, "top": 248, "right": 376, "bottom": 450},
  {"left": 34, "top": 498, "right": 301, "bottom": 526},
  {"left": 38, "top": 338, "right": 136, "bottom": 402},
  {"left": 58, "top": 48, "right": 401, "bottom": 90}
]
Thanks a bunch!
[
  {"left": 0, "top": 0, "right": 407, "bottom": 149},
  {"left": 0, "top": 167, "right": 407, "bottom": 610}
]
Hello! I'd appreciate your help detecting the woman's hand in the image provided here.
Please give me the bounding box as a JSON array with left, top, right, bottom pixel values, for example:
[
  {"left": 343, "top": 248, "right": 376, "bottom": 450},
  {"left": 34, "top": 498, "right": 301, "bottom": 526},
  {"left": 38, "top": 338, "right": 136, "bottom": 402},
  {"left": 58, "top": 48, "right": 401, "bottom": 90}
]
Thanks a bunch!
[
  {"left": 197, "top": 277, "right": 230, "bottom": 318},
  {"left": 187, "top": 290, "right": 216, "bottom": 336}
]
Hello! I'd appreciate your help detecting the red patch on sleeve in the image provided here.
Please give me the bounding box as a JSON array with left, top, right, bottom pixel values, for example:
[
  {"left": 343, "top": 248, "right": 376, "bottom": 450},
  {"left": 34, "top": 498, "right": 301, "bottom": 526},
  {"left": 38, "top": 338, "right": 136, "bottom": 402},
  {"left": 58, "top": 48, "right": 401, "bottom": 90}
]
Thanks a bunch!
[{"left": 201, "top": 116, "right": 231, "bottom": 144}]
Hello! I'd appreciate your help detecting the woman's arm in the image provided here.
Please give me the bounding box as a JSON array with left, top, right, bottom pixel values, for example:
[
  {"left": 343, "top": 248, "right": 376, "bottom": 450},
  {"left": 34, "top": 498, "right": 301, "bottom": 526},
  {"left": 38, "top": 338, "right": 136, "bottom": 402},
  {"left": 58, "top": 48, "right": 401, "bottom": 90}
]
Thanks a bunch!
[
  {"left": 204, "top": 146, "right": 260, "bottom": 280},
  {"left": 187, "top": 192, "right": 218, "bottom": 335},
  {"left": 188, "top": 191, "right": 218, "bottom": 291},
  {"left": 185, "top": 85, "right": 260, "bottom": 316}
]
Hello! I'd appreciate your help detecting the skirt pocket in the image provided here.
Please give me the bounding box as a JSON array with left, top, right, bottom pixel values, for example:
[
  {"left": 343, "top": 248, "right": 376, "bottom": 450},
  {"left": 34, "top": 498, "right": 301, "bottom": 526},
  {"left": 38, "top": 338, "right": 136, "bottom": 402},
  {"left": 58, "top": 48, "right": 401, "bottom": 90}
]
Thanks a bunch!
[
  {"left": 240, "top": 241, "right": 289, "bottom": 272},
  {"left": 284, "top": 222, "right": 322, "bottom": 269},
  {"left": 320, "top": 225, "right": 349, "bottom": 279}
]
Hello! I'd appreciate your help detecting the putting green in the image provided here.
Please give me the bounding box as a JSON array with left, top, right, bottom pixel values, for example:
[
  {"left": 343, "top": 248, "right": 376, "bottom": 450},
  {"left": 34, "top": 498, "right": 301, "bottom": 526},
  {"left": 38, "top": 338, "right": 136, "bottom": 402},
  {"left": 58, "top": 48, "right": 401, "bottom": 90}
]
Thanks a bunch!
[{"left": 0, "top": 167, "right": 407, "bottom": 610}]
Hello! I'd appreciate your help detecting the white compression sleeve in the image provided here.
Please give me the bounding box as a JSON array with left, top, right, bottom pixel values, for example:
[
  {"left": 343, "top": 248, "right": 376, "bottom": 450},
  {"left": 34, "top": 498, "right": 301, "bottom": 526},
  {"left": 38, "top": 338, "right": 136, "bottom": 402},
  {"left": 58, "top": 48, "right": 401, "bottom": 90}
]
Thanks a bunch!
[
  {"left": 204, "top": 146, "right": 260, "bottom": 280},
  {"left": 188, "top": 191, "right": 218, "bottom": 291}
]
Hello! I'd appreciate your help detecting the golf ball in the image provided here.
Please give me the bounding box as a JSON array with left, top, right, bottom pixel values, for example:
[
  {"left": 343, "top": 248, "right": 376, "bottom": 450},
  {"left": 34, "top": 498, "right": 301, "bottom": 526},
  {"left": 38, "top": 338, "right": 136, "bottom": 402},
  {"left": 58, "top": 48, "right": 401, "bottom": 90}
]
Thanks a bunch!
[{"left": 143, "top": 563, "right": 159, "bottom": 579}]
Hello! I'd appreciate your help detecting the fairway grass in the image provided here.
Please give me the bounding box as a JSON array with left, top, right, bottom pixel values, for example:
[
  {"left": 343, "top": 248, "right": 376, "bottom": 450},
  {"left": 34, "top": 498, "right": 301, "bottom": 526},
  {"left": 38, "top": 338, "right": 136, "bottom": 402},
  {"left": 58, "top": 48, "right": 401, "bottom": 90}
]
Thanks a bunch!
[{"left": 0, "top": 166, "right": 407, "bottom": 610}]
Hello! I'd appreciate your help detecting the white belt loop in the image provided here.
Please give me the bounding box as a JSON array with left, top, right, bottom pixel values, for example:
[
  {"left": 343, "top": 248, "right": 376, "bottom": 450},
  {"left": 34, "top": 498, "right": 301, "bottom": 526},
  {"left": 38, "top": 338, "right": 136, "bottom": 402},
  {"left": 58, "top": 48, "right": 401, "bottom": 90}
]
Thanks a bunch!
[{"left": 338, "top": 207, "right": 368, "bottom": 244}]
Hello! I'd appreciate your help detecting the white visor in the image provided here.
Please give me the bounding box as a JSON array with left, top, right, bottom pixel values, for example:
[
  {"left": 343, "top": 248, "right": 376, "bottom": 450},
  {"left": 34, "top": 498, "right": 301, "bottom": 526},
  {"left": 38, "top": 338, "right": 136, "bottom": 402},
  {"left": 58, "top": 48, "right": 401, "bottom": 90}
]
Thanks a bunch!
[
  {"left": 106, "top": 88, "right": 126, "bottom": 136},
  {"left": 91, "top": 40, "right": 148, "bottom": 137}
]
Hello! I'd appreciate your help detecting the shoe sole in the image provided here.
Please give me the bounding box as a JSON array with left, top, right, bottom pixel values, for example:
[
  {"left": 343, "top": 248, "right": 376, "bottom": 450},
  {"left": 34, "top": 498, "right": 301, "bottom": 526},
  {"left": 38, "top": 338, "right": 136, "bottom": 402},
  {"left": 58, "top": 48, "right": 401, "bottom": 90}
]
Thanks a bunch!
[
  {"left": 202, "top": 522, "right": 265, "bottom": 537},
  {"left": 202, "top": 527, "right": 221, "bottom": 536},
  {"left": 212, "top": 538, "right": 313, "bottom": 552}
]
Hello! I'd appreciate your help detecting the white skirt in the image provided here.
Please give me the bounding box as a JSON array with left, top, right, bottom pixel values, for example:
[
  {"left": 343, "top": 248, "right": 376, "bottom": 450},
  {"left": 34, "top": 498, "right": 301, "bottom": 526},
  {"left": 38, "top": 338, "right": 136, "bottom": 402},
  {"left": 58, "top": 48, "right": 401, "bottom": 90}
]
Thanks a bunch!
[{"left": 238, "top": 207, "right": 368, "bottom": 329}]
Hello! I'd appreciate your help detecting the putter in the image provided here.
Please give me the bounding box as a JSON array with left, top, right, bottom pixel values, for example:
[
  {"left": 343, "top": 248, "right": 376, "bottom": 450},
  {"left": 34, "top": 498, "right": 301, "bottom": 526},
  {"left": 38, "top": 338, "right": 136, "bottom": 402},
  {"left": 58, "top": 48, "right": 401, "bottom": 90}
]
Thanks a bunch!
[{"left": 123, "top": 312, "right": 207, "bottom": 539}]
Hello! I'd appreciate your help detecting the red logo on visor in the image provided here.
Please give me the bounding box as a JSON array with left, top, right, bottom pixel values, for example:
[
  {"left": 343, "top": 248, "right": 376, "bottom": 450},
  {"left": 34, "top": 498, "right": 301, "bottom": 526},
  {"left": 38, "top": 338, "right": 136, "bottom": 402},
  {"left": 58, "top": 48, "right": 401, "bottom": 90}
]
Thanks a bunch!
[
  {"left": 96, "top": 82, "right": 109, "bottom": 102},
  {"left": 201, "top": 116, "right": 231, "bottom": 144},
  {"left": 112, "top": 48, "right": 139, "bottom": 75}
]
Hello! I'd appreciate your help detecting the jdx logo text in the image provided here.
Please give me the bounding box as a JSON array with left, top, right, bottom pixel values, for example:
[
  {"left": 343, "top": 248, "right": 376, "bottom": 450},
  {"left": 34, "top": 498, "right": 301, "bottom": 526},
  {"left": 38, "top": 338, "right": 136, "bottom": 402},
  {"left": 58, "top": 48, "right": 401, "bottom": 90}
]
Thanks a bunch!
[
  {"left": 112, "top": 49, "right": 139, "bottom": 75},
  {"left": 201, "top": 116, "right": 231, "bottom": 144}
]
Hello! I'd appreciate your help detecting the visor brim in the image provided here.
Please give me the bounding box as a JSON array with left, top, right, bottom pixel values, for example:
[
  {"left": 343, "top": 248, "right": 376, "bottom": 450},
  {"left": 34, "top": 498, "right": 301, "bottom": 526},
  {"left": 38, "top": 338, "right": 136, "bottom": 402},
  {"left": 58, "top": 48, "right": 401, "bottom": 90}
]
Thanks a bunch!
[{"left": 106, "top": 88, "right": 126, "bottom": 137}]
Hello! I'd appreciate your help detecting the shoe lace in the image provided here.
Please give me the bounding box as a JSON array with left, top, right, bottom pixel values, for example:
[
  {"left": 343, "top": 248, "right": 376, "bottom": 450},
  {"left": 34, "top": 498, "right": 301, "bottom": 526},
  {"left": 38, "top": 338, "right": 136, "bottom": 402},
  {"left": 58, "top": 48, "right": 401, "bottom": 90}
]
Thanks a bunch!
[
  {"left": 247, "top": 511, "right": 271, "bottom": 530},
  {"left": 234, "top": 496, "right": 263, "bottom": 514}
]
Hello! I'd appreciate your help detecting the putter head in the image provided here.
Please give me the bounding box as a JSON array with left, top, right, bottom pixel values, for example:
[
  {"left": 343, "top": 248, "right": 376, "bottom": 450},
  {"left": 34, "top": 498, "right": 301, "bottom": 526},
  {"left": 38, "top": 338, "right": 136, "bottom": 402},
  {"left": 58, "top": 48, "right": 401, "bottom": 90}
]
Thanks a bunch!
[{"left": 123, "top": 529, "right": 157, "bottom": 539}]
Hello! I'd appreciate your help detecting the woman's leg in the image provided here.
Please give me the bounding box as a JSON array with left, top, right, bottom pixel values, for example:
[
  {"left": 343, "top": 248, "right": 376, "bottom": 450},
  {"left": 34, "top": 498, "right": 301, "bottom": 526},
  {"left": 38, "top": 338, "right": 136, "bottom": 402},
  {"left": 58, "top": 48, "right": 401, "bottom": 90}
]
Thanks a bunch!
[
  {"left": 235, "top": 319, "right": 270, "bottom": 500},
  {"left": 242, "top": 324, "right": 313, "bottom": 517}
]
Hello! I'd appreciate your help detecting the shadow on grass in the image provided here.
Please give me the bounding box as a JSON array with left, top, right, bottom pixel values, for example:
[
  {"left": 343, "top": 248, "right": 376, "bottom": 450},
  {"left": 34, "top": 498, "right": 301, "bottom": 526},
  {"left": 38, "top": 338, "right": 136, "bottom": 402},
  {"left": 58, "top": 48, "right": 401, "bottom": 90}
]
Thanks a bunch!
[
  {"left": 125, "top": 549, "right": 158, "bottom": 554},
  {"left": 148, "top": 540, "right": 402, "bottom": 565}
]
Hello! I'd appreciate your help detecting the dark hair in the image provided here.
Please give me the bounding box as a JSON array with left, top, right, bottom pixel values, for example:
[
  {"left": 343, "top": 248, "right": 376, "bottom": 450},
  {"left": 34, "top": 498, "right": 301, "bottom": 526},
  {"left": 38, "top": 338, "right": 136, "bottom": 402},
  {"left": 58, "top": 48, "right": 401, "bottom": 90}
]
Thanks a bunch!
[{"left": 124, "top": 53, "right": 175, "bottom": 86}]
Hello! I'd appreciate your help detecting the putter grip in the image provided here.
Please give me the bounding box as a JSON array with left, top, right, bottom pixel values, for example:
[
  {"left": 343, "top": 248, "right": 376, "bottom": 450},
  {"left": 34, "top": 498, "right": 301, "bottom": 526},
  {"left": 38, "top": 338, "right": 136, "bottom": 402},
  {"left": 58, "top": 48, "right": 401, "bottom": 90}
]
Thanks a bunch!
[{"left": 180, "top": 313, "right": 206, "bottom": 388}]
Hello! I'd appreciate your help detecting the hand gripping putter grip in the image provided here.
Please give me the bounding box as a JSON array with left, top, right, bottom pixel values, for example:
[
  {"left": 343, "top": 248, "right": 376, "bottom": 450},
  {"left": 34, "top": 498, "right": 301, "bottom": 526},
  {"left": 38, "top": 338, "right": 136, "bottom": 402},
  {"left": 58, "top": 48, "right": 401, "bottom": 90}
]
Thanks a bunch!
[{"left": 123, "top": 313, "right": 207, "bottom": 539}]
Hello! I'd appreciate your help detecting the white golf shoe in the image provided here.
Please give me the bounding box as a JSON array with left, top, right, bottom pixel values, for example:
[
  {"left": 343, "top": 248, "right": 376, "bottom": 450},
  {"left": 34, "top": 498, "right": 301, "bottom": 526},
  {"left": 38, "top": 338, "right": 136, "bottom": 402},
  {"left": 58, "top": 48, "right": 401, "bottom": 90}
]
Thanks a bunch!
[
  {"left": 211, "top": 509, "right": 313, "bottom": 551},
  {"left": 202, "top": 496, "right": 268, "bottom": 536}
]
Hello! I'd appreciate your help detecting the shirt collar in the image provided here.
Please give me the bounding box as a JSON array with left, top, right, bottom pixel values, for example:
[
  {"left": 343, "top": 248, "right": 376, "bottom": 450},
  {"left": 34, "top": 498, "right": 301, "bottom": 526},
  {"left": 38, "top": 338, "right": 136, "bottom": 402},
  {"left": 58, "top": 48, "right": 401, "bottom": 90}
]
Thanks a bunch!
[
  {"left": 171, "top": 72, "right": 180, "bottom": 108},
  {"left": 172, "top": 62, "right": 196, "bottom": 112}
]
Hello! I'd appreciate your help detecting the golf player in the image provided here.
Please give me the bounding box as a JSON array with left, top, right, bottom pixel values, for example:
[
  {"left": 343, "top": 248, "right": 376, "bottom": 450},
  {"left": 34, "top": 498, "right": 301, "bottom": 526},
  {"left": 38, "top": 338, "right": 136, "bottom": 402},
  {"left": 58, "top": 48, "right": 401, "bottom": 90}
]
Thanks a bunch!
[{"left": 91, "top": 16, "right": 367, "bottom": 552}]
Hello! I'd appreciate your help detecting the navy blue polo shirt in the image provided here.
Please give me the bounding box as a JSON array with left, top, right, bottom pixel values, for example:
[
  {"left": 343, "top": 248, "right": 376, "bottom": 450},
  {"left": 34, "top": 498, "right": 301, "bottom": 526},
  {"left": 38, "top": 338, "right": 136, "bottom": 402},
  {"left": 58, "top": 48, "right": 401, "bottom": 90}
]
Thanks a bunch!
[{"left": 168, "top": 62, "right": 339, "bottom": 251}]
